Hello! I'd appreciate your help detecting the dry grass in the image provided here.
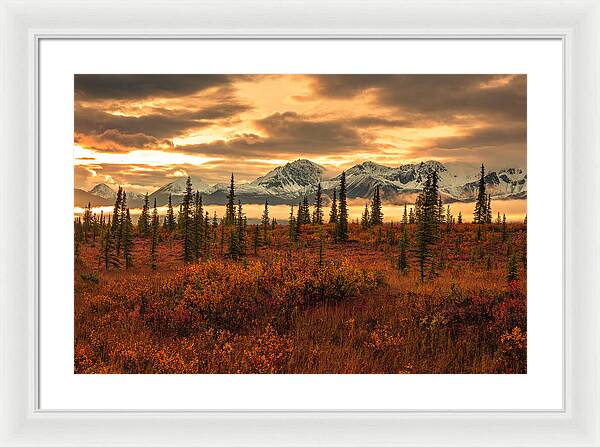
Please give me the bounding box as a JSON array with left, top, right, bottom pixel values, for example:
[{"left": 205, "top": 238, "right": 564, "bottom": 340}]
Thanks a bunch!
[{"left": 75, "top": 222, "right": 526, "bottom": 374}]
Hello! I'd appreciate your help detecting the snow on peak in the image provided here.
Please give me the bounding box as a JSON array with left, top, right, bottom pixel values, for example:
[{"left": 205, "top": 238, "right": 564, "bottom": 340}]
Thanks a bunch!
[
  {"left": 154, "top": 176, "right": 211, "bottom": 195},
  {"left": 251, "top": 159, "right": 325, "bottom": 193},
  {"left": 89, "top": 183, "right": 116, "bottom": 199}
]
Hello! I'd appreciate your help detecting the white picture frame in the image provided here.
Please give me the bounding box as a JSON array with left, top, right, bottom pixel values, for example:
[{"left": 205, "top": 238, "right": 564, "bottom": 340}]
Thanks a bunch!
[{"left": 1, "top": 0, "right": 598, "bottom": 445}]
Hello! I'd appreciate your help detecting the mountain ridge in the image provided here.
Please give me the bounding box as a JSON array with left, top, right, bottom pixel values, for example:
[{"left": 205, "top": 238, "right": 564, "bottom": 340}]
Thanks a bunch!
[{"left": 76, "top": 159, "right": 527, "bottom": 207}]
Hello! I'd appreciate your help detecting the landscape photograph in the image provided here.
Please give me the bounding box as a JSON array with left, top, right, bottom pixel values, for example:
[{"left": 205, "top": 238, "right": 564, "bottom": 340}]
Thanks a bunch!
[{"left": 74, "top": 74, "right": 527, "bottom": 374}]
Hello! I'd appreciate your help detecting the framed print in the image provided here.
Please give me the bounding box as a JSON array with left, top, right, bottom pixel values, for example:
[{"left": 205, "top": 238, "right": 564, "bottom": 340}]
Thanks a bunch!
[{"left": 1, "top": 0, "right": 599, "bottom": 446}]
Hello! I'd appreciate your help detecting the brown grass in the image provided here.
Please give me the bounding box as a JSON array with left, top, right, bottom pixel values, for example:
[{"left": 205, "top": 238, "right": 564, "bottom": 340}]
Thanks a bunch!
[{"left": 74, "top": 222, "right": 526, "bottom": 374}]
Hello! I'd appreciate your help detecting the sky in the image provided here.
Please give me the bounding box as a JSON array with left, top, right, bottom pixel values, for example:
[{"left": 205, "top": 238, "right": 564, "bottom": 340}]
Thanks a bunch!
[{"left": 74, "top": 74, "right": 526, "bottom": 194}]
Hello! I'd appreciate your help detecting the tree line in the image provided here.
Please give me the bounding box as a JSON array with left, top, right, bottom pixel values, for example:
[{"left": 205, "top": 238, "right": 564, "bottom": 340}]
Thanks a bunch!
[{"left": 75, "top": 163, "right": 525, "bottom": 281}]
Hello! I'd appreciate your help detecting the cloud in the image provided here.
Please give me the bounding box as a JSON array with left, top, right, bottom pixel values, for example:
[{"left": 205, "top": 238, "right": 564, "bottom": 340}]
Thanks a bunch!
[
  {"left": 308, "top": 74, "right": 526, "bottom": 122},
  {"left": 174, "top": 111, "right": 375, "bottom": 158},
  {"left": 426, "top": 124, "right": 527, "bottom": 150},
  {"left": 75, "top": 74, "right": 233, "bottom": 100},
  {"left": 75, "top": 108, "right": 204, "bottom": 140}
]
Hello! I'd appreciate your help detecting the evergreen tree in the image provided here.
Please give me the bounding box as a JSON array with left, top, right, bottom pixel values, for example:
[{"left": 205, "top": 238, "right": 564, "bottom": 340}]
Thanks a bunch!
[
  {"left": 111, "top": 186, "right": 123, "bottom": 236},
  {"left": 150, "top": 198, "right": 159, "bottom": 270},
  {"left": 501, "top": 213, "right": 507, "bottom": 242},
  {"left": 473, "top": 164, "right": 488, "bottom": 224},
  {"left": 117, "top": 191, "right": 129, "bottom": 255},
  {"left": 261, "top": 200, "right": 270, "bottom": 245},
  {"left": 204, "top": 211, "right": 211, "bottom": 258},
  {"left": 219, "top": 218, "right": 225, "bottom": 256},
  {"left": 165, "top": 193, "right": 176, "bottom": 232},
  {"left": 181, "top": 177, "right": 195, "bottom": 263},
  {"left": 225, "top": 173, "right": 236, "bottom": 225},
  {"left": 437, "top": 195, "right": 445, "bottom": 224},
  {"left": 524, "top": 215, "right": 527, "bottom": 225},
  {"left": 193, "top": 191, "right": 204, "bottom": 261},
  {"left": 485, "top": 194, "right": 493, "bottom": 224},
  {"left": 271, "top": 217, "right": 277, "bottom": 230},
  {"left": 336, "top": 172, "right": 349, "bottom": 241},
  {"left": 138, "top": 193, "right": 150, "bottom": 236},
  {"left": 401, "top": 204, "right": 408, "bottom": 225},
  {"left": 507, "top": 251, "right": 518, "bottom": 282},
  {"left": 414, "top": 171, "right": 440, "bottom": 282},
  {"left": 318, "top": 229, "right": 325, "bottom": 267},
  {"left": 82, "top": 202, "right": 93, "bottom": 241},
  {"left": 408, "top": 207, "right": 415, "bottom": 224},
  {"left": 300, "top": 196, "right": 311, "bottom": 224},
  {"left": 329, "top": 188, "right": 338, "bottom": 224},
  {"left": 361, "top": 203, "right": 370, "bottom": 228},
  {"left": 457, "top": 211, "right": 463, "bottom": 224},
  {"left": 100, "top": 226, "right": 120, "bottom": 271},
  {"left": 397, "top": 225, "right": 408, "bottom": 274},
  {"left": 122, "top": 208, "right": 134, "bottom": 269},
  {"left": 496, "top": 212, "right": 501, "bottom": 225},
  {"left": 288, "top": 205, "right": 297, "bottom": 243},
  {"left": 236, "top": 201, "right": 247, "bottom": 256},
  {"left": 313, "top": 183, "right": 324, "bottom": 224},
  {"left": 370, "top": 185, "right": 383, "bottom": 225}
]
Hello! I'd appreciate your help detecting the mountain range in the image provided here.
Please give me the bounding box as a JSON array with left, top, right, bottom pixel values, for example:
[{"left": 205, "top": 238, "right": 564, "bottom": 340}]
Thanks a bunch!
[{"left": 74, "top": 159, "right": 527, "bottom": 208}]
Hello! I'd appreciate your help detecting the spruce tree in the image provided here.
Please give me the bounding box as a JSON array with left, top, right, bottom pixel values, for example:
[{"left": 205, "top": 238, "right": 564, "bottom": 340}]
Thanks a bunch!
[
  {"left": 150, "top": 198, "right": 159, "bottom": 270},
  {"left": 361, "top": 203, "right": 370, "bottom": 228},
  {"left": 181, "top": 177, "right": 195, "bottom": 263},
  {"left": 408, "top": 207, "right": 415, "bottom": 224},
  {"left": 288, "top": 205, "right": 297, "bottom": 243},
  {"left": 501, "top": 213, "right": 507, "bottom": 242},
  {"left": 457, "top": 211, "right": 463, "bottom": 224},
  {"left": 301, "top": 196, "right": 311, "bottom": 224},
  {"left": 111, "top": 186, "right": 123, "bottom": 236},
  {"left": 485, "top": 194, "right": 493, "bottom": 224},
  {"left": 329, "top": 188, "right": 338, "bottom": 224},
  {"left": 437, "top": 195, "right": 445, "bottom": 224},
  {"left": 204, "top": 211, "right": 210, "bottom": 258},
  {"left": 225, "top": 173, "right": 236, "bottom": 225},
  {"left": 313, "top": 183, "right": 324, "bottom": 224},
  {"left": 236, "top": 201, "right": 247, "bottom": 256},
  {"left": 507, "top": 251, "right": 518, "bottom": 282},
  {"left": 414, "top": 171, "right": 439, "bottom": 282},
  {"left": 401, "top": 204, "right": 408, "bottom": 225},
  {"left": 318, "top": 229, "right": 325, "bottom": 267},
  {"left": 117, "top": 191, "right": 129, "bottom": 255},
  {"left": 473, "top": 164, "right": 487, "bottom": 224},
  {"left": 101, "top": 225, "right": 120, "bottom": 271},
  {"left": 122, "top": 208, "right": 134, "bottom": 269},
  {"left": 138, "top": 193, "right": 150, "bottom": 236},
  {"left": 193, "top": 191, "right": 204, "bottom": 261},
  {"left": 398, "top": 225, "right": 408, "bottom": 274},
  {"left": 370, "top": 185, "right": 383, "bottom": 225},
  {"left": 165, "top": 193, "right": 176, "bottom": 232},
  {"left": 336, "top": 172, "right": 349, "bottom": 241},
  {"left": 261, "top": 200, "right": 270, "bottom": 245}
]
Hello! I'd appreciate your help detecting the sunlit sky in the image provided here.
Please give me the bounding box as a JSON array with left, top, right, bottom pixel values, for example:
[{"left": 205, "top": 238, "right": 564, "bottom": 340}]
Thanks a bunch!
[{"left": 75, "top": 74, "right": 526, "bottom": 193}]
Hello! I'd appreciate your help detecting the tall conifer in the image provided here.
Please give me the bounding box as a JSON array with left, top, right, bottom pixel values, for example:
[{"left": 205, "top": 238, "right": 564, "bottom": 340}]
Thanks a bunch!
[
  {"left": 329, "top": 188, "right": 338, "bottom": 224},
  {"left": 336, "top": 172, "right": 349, "bottom": 241},
  {"left": 473, "top": 164, "right": 487, "bottom": 224},
  {"left": 225, "top": 173, "right": 236, "bottom": 225},
  {"left": 370, "top": 185, "right": 383, "bottom": 225},
  {"left": 313, "top": 183, "right": 324, "bottom": 224}
]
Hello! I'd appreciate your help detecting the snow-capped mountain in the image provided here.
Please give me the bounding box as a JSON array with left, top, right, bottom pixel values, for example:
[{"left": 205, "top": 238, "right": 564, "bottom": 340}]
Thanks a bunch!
[
  {"left": 83, "top": 183, "right": 145, "bottom": 207},
  {"left": 148, "top": 176, "right": 211, "bottom": 205},
  {"left": 250, "top": 159, "right": 325, "bottom": 196},
  {"left": 89, "top": 183, "right": 116, "bottom": 200},
  {"left": 80, "top": 159, "right": 527, "bottom": 207}
]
